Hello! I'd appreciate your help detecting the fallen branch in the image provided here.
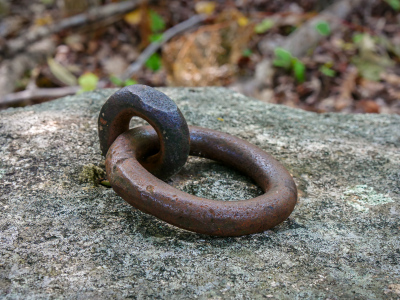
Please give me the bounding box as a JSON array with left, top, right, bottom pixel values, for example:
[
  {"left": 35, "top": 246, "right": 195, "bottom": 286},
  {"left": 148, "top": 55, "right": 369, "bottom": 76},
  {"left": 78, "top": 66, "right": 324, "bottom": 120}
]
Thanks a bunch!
[
  {"left": 0, "top": 79, "right": 109, "bottom": 108},
  {"left": 0, "top": 78, "right": 110, "bottom": 107},
  {"left": 282, "top": 0, "right": 367, "bottom": 58},
  {"left": 0, "top": 86, "right": 81, "bottom": 108},
  {"left": 3, "top": 0, "right": 145, "bottom": 56},
  {"left": 121, "top": 14, "right": 208, "bottom": 81}
]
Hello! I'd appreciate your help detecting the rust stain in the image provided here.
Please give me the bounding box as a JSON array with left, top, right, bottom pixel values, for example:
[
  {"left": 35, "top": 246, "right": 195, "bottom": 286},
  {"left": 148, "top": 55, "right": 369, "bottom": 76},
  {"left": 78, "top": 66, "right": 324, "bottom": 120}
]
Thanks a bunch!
[{"left": 146, "top": 185, "right": 155, "bottom": 194}]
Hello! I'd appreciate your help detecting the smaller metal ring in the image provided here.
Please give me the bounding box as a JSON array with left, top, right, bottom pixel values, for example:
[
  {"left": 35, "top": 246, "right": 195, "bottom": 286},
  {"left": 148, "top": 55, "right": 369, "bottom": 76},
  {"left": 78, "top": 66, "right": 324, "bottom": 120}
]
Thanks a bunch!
[
  {"left": 98, "top": 85, "right": 190, "bottom": 180},
  {"left": 106, "top": 126, "right": 297, "bottom": 236}
]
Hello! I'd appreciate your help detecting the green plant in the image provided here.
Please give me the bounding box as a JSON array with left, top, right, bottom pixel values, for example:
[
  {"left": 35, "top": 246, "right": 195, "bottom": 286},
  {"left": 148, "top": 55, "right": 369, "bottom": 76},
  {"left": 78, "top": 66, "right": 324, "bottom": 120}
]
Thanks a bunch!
[
  {"left": 352, "top": 33, "right": 365, "bottom": 44},
  {"left": 254, "top": 18, "right": 274, "bottom": 34},
  {"left": 124, "top": 79, "right": 138, "bottom": 86},
  {"left": 145, "top": 53, "right": 162, "bottom": 71},
  {"left": 320, "top": 65, "right": 336, "bottom": 77},
  {"left": 149, "top": 10, "right": 165, "bottom": 32},
  {"left": 145, "top": 10, "right": 165, "bottom": 70},
  {"left": 78, "top": 73, "right": 98, "bottom": 93},
  {"left": 315, "top": 21, "right": 331, "bottom": 36},
  {"left": 273, "top": 48, "right": 293, "bottom": 69},
  {"left": 40, "top": 0, "right": 54, "bottom": 5},
  {"left": 242, "top": 49, "right": 252, "bottom": 57},
  {"left": 385, "top": 0, "right": 400, "bottom": 10},
  {"left": 149, "top": 33, "right": 163, "bottom": 43},
  {"left": 273, "top": 47, "right": 306, "bottom": 82},
  {"left": 351, "top": 33, "right": 394, "bottom": 81},
  {"left": 110, "top": 75, "right": 138, "bottom": 87},
  {"left": 293, "top": 60, "right": 306, "bottom": 82}
]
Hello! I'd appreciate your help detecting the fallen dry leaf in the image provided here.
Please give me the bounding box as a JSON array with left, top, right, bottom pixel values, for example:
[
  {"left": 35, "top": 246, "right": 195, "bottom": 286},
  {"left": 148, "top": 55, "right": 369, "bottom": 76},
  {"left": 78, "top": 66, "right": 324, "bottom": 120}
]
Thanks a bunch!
[
  {"left": 357, "top": 78, "right": 384, "bottom": 99},
  {"left": 34, "top": 14, "right": 53, "bottom": 27},
  {"left": 335, "top": 66, "right": 358, "bottom": 111},
  {"left": 163, "top": 8, "right": 253, "bottom": 86},
  {"left": 102, "top": 55, "right": 128, "bottom": 77},
  {"left": 124, "top": 9, "right": 142, "bottom": 26},
  {"left": 381, "top": 72, "right": 400, "bottom": 85},
  {"left": 47, "top": 57, "right": 77, "bottom": 86},
  {"left": 195, "top": 1, "right": 216, "bottom": 16},
  {"left": 237, "top": 16, "right": 249, "bottom": 27},
  {"left": 355, "top": 99, "right": 380, "bottom": 113}
]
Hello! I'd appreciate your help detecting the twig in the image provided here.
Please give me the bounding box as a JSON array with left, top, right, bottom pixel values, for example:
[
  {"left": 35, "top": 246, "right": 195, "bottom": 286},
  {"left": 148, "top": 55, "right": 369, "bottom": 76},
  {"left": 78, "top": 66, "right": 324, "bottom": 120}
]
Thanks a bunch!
[
  {"left": 0, "top": 86, "right": 81, "bottom": 107},
  {"left": 3, "top": 0, "right": 145, "bottom": 56},
  {"left": 121, "top": 14, "right": 208, "bottom": 81},
  {"left": 0, "top": 79, "right": 108, "bottom": 108}
]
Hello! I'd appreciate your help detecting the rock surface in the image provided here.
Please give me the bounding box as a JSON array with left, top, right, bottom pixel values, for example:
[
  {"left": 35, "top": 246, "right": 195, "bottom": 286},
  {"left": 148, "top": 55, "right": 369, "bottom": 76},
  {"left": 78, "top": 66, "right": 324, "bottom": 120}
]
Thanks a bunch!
[{"left": 0, "top": 87, "right": 399, "bottom": 299}]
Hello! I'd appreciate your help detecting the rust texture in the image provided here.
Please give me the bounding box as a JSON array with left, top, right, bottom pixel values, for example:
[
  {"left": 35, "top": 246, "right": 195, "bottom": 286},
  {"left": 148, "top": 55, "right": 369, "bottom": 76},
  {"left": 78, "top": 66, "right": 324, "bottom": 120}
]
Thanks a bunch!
[{"left": 99, "top": 85, "right": 297, "bottom": 236}]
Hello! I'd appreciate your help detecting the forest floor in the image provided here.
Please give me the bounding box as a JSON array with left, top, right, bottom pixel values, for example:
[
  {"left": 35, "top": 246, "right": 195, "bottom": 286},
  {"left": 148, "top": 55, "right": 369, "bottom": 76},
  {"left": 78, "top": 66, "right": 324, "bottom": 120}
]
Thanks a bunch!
[{"left": 0, "top": 0, "right": 399, "bottom": 114}]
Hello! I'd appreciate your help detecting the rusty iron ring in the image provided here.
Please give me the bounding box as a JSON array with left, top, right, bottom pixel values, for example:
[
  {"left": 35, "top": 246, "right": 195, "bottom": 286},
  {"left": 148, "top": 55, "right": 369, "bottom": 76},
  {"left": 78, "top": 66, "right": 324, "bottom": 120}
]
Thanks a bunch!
[
  {"left": 98, "top": 85, "right": 190, "bottom": 180},
  {"left": 105, "top": 125, "right": 297, "bottom": 237}
]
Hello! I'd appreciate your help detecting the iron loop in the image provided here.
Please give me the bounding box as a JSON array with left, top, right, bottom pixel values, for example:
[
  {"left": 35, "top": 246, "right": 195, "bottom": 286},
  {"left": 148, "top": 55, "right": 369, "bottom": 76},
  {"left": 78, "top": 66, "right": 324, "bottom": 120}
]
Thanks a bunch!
[
  {"left": 99, "top": 85, "right": 297, "bottom": 236},
  {"left": 105, "top": 126, "right": 297, "bottom": 236},
  {"left": 98, "top": 84, "right": 190, "bottom": 180}
]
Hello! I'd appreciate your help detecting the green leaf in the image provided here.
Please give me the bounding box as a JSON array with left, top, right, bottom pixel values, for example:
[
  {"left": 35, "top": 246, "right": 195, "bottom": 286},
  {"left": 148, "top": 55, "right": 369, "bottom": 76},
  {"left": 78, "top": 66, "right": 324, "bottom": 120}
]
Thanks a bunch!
[
  {"left": 351, "top": 54, "right": 393, "bottom": 81},
  {"left": 351, "top": 31, "right": 394, "bottom": 81},
  {"left": 351, "top": 59, "right": 381, "bottom": 81},
  {"left": 273, "top": 47, "right": 306, "bottom": 82},
  {"left": 385, "top": 0, "right": 400, "bottom": 10},
  {"left": 145, "top": 53, "right": 162, "bottom": 71},
  {"left": 110, "top": 75, "right": 123, "bottom": 86},
  {"left": 149, "top": 10, "right": 165, "bottom": 32},
  {"left": 124, "top": 79, "right": 138, "bottom": 86},
  {"left": 320, "top": 65, "right": 336, "bottom": 77},
  {"left": 242, "top": 49, "right": 252, "bottom": 57},
  {"left": 273, "top": 47, "right": 293, "bottom": 69},
  {"left": 352, "top": 33, "right": 365, "bottom": 44},
  {"left": 78, "top": 73, "right": 98, "bottom": 92},
  {"left": 315, "top": 21, "right": 331, "bottom": 36},
  {"left": 110, "top": 75, "right": 137, "bottom": 87},
  {"left": 149, "top": 33, "right": 164, "bottom": 43},
  {"left": 47, "top": 57, "right": 77, "bottom": 86},
  {"left": 41, "top": 0, "right": 54, "bottom": 5},
  {"left": 254, "top": 19, "right": 274, "bottom": 34},
  {"left": 293, "top": 59, "right": 306, "bottom": 82}
]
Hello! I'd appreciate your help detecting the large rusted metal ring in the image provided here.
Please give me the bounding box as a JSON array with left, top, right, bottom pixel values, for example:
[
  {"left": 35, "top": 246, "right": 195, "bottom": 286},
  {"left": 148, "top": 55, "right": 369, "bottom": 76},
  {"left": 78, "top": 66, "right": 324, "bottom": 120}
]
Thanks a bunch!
[
  {"left": 105, "top": 125, "right": 297, "bottom": 236},
  {"left": 99, "top": 85, "right": 297, "bottom": 236},
  {"left": 98, "top": 85, "right": 190, "bottom": 180}
]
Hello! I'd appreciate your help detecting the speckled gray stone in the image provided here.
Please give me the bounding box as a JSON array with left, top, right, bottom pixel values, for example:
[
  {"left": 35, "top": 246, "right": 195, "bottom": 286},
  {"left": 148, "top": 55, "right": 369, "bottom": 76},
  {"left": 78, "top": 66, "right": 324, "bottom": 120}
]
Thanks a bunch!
[{"left": 0, "top": 87, "right": 399, "bottom": 299}]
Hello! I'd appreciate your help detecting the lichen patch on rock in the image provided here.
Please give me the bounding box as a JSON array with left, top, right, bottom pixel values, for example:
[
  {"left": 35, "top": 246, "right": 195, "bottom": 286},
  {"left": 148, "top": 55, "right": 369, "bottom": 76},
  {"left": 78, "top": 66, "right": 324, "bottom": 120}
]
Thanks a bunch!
[{"left": 343, "top": 185, "right": 395, "bottom": 212}]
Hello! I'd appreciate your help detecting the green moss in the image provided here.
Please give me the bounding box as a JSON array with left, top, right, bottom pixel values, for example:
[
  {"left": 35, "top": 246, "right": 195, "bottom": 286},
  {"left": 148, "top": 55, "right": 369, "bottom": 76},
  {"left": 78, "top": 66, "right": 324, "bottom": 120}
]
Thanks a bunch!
[{"left": 78, "top": 163, "right": 105, "bottom": 186}]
